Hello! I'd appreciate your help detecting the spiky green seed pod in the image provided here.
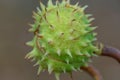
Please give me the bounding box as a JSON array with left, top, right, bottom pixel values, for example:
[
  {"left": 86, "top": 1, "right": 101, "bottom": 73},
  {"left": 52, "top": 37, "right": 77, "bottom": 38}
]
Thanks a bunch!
[{"left": 26, "top": 0, "right": 100, "bottom": 80}]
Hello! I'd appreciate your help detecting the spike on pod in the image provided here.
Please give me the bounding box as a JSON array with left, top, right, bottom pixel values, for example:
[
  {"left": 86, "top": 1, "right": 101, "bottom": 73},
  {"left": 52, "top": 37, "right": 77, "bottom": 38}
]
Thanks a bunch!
[
  {"left": 36, "top": 7, "right": 42, "bottom": 14},
  {"left": 74, "top": 2, "right": 79, "bottom": 7},
  {"left": 89, "top": 18, "right": 95, "bottom": 22},
  {"left": 65, "top": 58, "right": 69, "bottom": 64},
  {"left": 26, "top": 41, "right": 34, "bottom": 47},
  {"left": 76, "top": 50, "right": 83, "bottom": 55},
  {"left": 57, "top": 49, "right": 61, "bottom": 56},
  {"left": 81, "top": 5, "right": 88, "bottom": 11},
  {"left": 32, "top": 11, "right": 41, "bottom": 20},
  {"left": 66, "top": 49, "right": 72, "bottom": 58},
  {"left": 88, "top": 27, "right": 97, "bottom": 32},
  {"left": 86, "top": 14, "right": 92, "bottom": 18},
  {"left": 40, "top": 52, "right": 49, "bottom": 61},
  {"left": 55, "top": 72, "right": 60, "bottom": 80},
  {"left": 40, "top": 1, "right": 45, "bottom": 11},
  {"left": 33, "top": 61, "right": 40, "bottom": 67},
  {"left": 77, "top": 67, "right": 81, "bottom": 71},
  {"left": 63, "top": 68, "right": 66, "bottom": 73},
  {"left": 48, "top": 63, "right": 54, "bottom": 74},
  {"left": 25, "top": 48, "right": 37, "bottom": 59},
  {"left": 48, "top": 0, "right": 53, "bottom": 7},
  {"left": 71, "top": 67, "right": 75, "bottom": 71},
  {"left": 84, "top": 51, "right": 91, "bottom": 57},
  {"left": 56, "top": 0, "right": 59, "bottom": 6},
  {"left": 37, "top": 66, "right": 43, "bottom": 75}
]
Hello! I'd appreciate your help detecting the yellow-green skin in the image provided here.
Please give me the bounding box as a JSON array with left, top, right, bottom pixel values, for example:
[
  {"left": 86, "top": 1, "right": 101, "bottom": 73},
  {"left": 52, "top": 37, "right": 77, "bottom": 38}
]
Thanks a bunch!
[{"left": 26, "top": 0, "right": 99, "bottom": 80}]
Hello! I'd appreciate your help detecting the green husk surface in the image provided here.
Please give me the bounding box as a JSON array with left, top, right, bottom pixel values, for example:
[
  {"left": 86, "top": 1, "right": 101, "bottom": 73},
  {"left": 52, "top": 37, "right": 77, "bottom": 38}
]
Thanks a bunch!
[{"left": 26, "top": 0, "right": 100, "bottom": 80}]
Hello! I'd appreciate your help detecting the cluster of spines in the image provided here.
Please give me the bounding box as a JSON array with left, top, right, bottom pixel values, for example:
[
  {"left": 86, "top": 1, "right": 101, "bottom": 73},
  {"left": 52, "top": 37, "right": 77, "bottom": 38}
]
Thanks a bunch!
[{"left": 26, "top": 0, "right": 100, "bottom": 80}]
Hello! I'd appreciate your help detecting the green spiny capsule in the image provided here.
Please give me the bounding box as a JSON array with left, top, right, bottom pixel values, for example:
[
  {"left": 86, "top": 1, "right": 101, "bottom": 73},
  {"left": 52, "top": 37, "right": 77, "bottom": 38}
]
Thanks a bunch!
[{"left": 26, "top": 0, "right": 100, "bottom": 80}]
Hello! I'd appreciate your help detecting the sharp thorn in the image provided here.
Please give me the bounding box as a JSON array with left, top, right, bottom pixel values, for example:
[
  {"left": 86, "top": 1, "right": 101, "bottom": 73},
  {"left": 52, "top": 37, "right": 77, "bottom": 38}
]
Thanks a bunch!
[
  {"left": 33, "top": 61, "right": 39, "bottom": 66},
  {"left": 37, "top": 66, "right": 43, "bottom": 75},
  {"left": 89, "top": 18, "right": 95, "bottom": 22},
  {"left": 40, "top": 1, "right": 45, "bottom": 11},
  {"left": 57, "top": 49, "right": 61, "bottom": 56},
  {"left": 48, "top": 63, "right": 53, "bottom": 74},
  {"left": 82, "top": 5, "right": 88, "bottom": 11},
  {"left": 65, "top": 59, "right": 69, "bottom": 64},
  {"left": 66, "top": 49, "right": 72, "bottom": 58},
  {"left": 48, "top": 0, "right": 53, "bottom": 6},
  {"left": 74, "top": 2, "right": 79, "bottom": 7},
  {"left": 55, "top": 72, "right": 60, "bottom": 80}
]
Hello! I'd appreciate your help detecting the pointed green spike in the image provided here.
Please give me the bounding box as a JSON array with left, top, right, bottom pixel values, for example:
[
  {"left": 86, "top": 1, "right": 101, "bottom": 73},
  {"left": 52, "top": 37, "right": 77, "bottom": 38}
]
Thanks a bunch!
[
  {"left": 87, "top": 27, "right": 97, "bottom": 32},
  {"left": 74, "top": 2, "right": 79, "bottom": 7},
  {"left": 79, "top": 41, "right": 87, "bottom": 46},
  {"left": 61, "top": 0, "right": 66, "bottom": 6},
  {"left": 84, "top": 51, "right": 91, "bottom": 57},
  {"left": 29, "top": 23, "right": 34, "bottom": 28},
  {"left": 81, "top": 5, "right": 88, "bottom": 11},
  {"left": 63, "top": 68, "right": 66, "bottom": 73},
  {"left": 56, "top": 0, "right": 59, "bottom": 6},
  {"left": 55, "top": 72, "right": 60, "bottom": 80},
  {"left": 33, "top": 11, "right": 40, "bottom": 19},
  {"left": 40, "top": 1, "right": 45, "bottom": 11},
  {"left": 66, "top": 49, "right": 72, "bottom": 58},
  {"left": 31, "top": 58, "right": 36, "bottom": 62},
  {"left": 84, "top": 24, "right": 91, "bottom": 27},
  {"left": 37, "top": 66, "right": 43, "bottom": 75},
  {"left": 86, "top": 14, "right": 92, "bottom": 18},
  {"left": 25, "top": 48, "right": 36, "bottom": 59},
  {"left": 65, "top": 59, "right": 69, "bottom": 64},
  {"left": 25, "top": 53, "right": 31, "bottom": 59},
  {"left": 40, "top": 52, "right": 48, "bottom": 61},
  {"left": 71, "top": 66, "right": 76, "bottom": 71},
  {"left": 33, "top": 61, "right": 40, "bottom": 66},
  {"left": 28, "top": 24, "right": 36, "bottom": 32},
  {"left": 33, "top": 11, "right": 37, "bottom": 16},
  {"left": 48, "top": 0, "right": 53, "bottom": 7},
  {"left": 77, "top": 67, "right": 81, "bottom": 71},
  {"left": 93, "top": 32, "right": 97, "bottom": 36},
  {"left": 96, "top": 43, "right": 103, "bottom": 54},
  {"left": 26, "top": 41, "right": 34, "bottom": 46},
  {"left": 93, "top": 38, "right": 97, "bottom": 41},
  {"left": 28, "top": 28, "right": 34, "bottom": 32},
  {"left": 36, "top": 7, "right": 41, "bottom": 14},
  {"left": 48, "top": 63, "right": 53, "bottom": 74},
  {"left": 89, "top": 18, "right": 95, "bottom": 22},
  {"left": 76, "top": 50, "right": 83, "bottom": 55},
  {"left": 57, "top": 49, "right": 61, "bottom": 56}
]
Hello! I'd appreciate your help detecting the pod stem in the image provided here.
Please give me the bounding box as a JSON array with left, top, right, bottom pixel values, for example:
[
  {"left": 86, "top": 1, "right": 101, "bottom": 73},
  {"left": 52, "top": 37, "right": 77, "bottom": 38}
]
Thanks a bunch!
[
  {"left": 101, "top": 45, "right": 120, "bottom": 63},
  {"left": 81, "top": 65, "right": 103, "bottom": 80}
]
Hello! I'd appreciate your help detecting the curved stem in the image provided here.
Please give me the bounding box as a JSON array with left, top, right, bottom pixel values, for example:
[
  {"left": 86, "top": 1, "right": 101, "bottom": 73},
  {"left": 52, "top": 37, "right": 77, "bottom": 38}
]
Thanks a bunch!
[
  {"left": 101, "top": 46, "right": 120, "bottom": 63},
  {"left": 81, "top": 65, "right": 103, "bottom": 80}
]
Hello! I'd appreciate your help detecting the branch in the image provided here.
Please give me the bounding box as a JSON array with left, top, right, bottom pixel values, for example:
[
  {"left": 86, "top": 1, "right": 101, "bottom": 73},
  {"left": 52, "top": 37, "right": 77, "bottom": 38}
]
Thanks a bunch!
[
  {"left": 81, "top": 65, "right": 103, "bottom": 80},
  {"left": 101, "top": 46, "right": 120, "bottom": 63}
]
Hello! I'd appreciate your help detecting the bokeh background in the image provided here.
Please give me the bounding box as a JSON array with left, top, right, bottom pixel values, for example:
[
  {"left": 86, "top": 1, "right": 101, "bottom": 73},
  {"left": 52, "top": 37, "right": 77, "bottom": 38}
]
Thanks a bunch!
[{"left": 0, "top": 0, "right": 120, "bottom": 80}]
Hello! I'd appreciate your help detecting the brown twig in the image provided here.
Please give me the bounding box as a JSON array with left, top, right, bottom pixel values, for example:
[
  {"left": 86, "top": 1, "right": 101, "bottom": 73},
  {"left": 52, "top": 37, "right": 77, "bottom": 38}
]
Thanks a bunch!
[
  {"left": 81, "top": 65, "right": 103, "bottom": 80},
  {"left": 101, "top": 46, "right": 120, "bottom": 63}
]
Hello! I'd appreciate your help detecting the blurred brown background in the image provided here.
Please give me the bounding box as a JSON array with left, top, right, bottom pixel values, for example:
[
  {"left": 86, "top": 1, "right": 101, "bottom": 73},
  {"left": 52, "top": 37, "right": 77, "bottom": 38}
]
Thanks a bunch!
[{"left": 0, "top": 0, "right": 120, "bottom": 80}]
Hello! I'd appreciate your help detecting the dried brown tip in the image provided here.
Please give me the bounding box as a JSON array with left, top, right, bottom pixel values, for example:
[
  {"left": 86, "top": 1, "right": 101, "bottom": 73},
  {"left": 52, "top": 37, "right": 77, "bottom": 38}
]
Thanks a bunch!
[
  {"left": 81, "top": 65, "right": 103, "bottom": 80},
  {"left": 101, "top": 46, "right": 120, "bottom": 63}
]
